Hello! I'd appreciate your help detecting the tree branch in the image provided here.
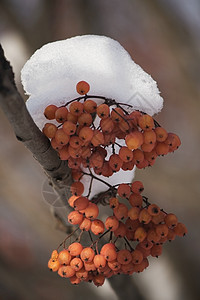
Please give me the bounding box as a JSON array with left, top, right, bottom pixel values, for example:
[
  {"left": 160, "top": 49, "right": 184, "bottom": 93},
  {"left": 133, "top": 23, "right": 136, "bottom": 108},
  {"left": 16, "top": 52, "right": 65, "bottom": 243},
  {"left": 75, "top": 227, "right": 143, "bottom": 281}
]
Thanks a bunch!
[{"left": 0, "top": 44, "right": 73, "bottom": 226}]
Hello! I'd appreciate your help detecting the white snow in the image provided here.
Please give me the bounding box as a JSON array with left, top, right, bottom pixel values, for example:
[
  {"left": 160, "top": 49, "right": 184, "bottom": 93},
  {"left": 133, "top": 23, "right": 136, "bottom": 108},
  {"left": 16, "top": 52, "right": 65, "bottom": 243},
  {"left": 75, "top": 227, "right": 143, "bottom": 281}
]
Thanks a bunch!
[
  {"left": 21, "top": 35, "right": 163, "bottom": 130},
  {"left": 21, "top": 35, "right": 163, "bottom": 198}
]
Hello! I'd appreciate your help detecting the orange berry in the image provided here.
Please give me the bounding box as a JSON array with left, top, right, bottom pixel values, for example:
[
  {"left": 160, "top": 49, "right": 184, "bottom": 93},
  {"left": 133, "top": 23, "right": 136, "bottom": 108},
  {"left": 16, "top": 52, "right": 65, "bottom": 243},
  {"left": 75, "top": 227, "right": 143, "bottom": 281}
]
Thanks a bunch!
[
  {"left": 90, "top": 152, "right": 104, "bottom": 169},
  {"left": 78, "top": 113, "right": 92, "bottom": 126},
  {"left": 91, "top": 129, "right": 104, "bottom": 147},
  {"left": 68, "top": 157, "right": 82, "bottom": 169},
  {"left": 134, "top": 227, "right": 147, "bottom": 242},
  {"left": 155, "top": 142, "right": 169, "bottom": 156},
  {"left": 80, "top": 247, "right": 95, "bottom": 263},
  {"left": 73, "top": 196, "right": 89, "bottom": 211},
  {"left": 58, "top": 265, "right": 75, "bottom": 277},
  {"left": 68, "top": 145, "right": 82, "bottom": 158},
  {"left": 165, "top": 133, "right": 181, "bottom": 151},
  {"left": 58, "top": 250, "right": 72, "bottom": 265},
  {"left": 100, "top": 117, "right": 114, "bottom": 133},
  {"left": 70, "top": 257, "right": 83, "bottom": 271},
  {"left": 144, "top": 150, "right": 157, "bottom": 164},
  {"left": 91, "top": 219, "right": 105, "bottom": 235},
  {"left": 63, "top": 121, "right": 76, "bottom": 135},
  {"left": 108, "top": 260, "right": 121, "bottom": 271},
  {"left": 118, "top": 119, "right": 130, "bottom": 133},
  {"left": 68, "top": 242, "right": 83, "bottom": 256},
  {"left": 96, "top": 104, "right": 110, "bottom": 119},
  {"left": 147, "top": 229, "right": 160, "bottom": 243},
  {"left": 68, "top": 211, "right": 83, "bottom": 225},
  {"left": 128, "top": 207, "right": 141, "bottom": 221},
  {"left": 151, "top": 211, "right": 166, "bottom": 225},
  {"left": 114, "top": 221, "right": 127, "bottom": 237},
  {"left": 84, "top": 202, "right": 99, "bottom": 219},
  {"left": 101, "top": 244, "right": 117, "bottom": 262},
  {"left": 131, "top": 181, "right": 144, "bottom": 194},
  {"left": 136, "top": 159, "right": 149, "bottom": 169},
  {"left": 143, "top": 130, "right": 156, "bottom": 144},
  {"left": 101, "top": 161, "right": 114, "bottom": 177},
  {"left": 93, "top": 255, "right": 107, "bottom": 269},
  {"left": 147, "top": 204, "right": 160, "bottom": 216},
  {"left": 103, "top": 132, "right": 116, "bottom": 146},
  {"left": 79, "top": 126, "right": 94, "bottom": 142},
  {"left": 174, "top": 223, "right": 187, "bottom": 236},
  {"left": 109, "top": 154, "right": 123, "bottom": 172},
  {"left": 70, "top": 181, "right": 84, "bottom": 196},
  {"left": 105, "top": 216, "right": 119, "bottom": 231},
  {"left": 125, "top": 218, "right": 139, "bottom": 231},
  {"left": 68, "top": 195, "right": 79, "bottom": 207},
  {"left": 151, "top": 244, "right": 162, "bottom": 257},
  {"left": 67, "top": 112, "right": 78, "bottom": 124},
  {"left": 131, "top": 249, "right": 143, "bottom": 264},
  {"left": 51, "top": 250, "right": 59, "bottom": 260},
  {"left": 111, "top": 107, "right": 124, "bottom": 123},
  {"left": 93, "top": 274, "right": 105, "bottom": 287},
  {"left": 76, "top": 81, "right": 90, "bottom": 95},
  {"left": 58, "top": 145, "right": 70, "bottom": 160},
  {"left": 84, "top": 261, "right": 96, "bottom": 272},
  {"left": 69, "top": 136, "right": 82, "bottom": 149},
  {"left": 165, "top": 213, "right": 178, "bottom": 228},
  {"left": 154, "top": 127, "right": 168, "bottom": 142},
  {"left": 119, "top": 146, "right": 133, "bottom": 162},
  {"left": 55, "top": 129, "right": 70, "bottom": 145},
  {"left": 129, "top": 193, "right": 143, "bottom": 207},
  {"left": 125, "top": 131, "right": 144, "bottom": 150},
  {"left": 117, "top": 183, "right": 131, "bottom": 199},
  {"left": 69, "top": 101, "right": 84, "bottom": 116},
  {"left": 76, "top": 267, "right": 88, "bottom": 280},
  {"left": 155, "top": 224, "right": 169, "bottom": 238},
  {"left": 79, "top": 217, "right": 91, "bottom": 231},
  {"left": 167, "top": 229, "right": 176, "bottom": 241},
  {"left": 122, "top": 159, "right": 135, "bottom": 171},
  {"left": 126, "top": 230, "right": 135, "bottom": 241},
  {"left": 114, "top": 203, "right": 128, "bottom": 220},
  {"left": 109, "top": 197, "right": 119, "bottom": 209},
  {"left": 51, "top": 138, "right": 63, "bottom": 150},
  {"left": 117, "top": 249, "right": 132, "bottom": 265},
  {"left": 83, "top": 99, "right": 97, "bottom": 113},
  {"left": 121, "top": 262, "right": 135, "bottom": 275},
  {"left": 141, "top": 143, "right": 155, "bottom": 153},
  {"left": 43, "top": 123, "right": 57, "bottom": 138},
  {"left": 55, "top": 107, "right": 68, "bottom": 123},
  {"left": 139, "top": 239, "right": 153, "bottom": 250},
  {"left": 70, "top": 275, "right": 81, "bottom": 285},
  {"left": 48, "top": 258, "right": 60, "bottom": 271},
  {"left": 138, "top": 114, "right": 154, "bottom": 131},
  {"left": 139, "top": 208, "right": 152, "bottom": 224},
  {"left": 44, "top": 104, "right": 58, "bottom": 120},
  {"left": 132, "top": 149, "right": 144, "bottom": 164}
]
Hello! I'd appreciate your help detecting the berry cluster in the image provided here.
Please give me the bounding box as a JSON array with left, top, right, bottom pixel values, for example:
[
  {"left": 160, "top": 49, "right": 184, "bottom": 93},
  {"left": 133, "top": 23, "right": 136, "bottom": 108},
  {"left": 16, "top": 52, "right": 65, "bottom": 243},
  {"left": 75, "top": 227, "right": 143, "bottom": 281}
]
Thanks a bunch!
[
  {"left": 48, "top": 180, "right": 187, "bottom": 286},
  {"left": 43, "top": 81, "right": 181, "bottom": 176},
  {"left": 44, "top": 81, "right": 187, "bottom": 286}
]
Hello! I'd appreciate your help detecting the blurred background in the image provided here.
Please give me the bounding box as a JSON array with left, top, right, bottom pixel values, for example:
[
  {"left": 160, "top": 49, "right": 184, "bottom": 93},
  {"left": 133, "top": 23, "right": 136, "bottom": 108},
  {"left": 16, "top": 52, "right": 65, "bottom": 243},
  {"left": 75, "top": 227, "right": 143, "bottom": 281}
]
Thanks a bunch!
[{"left": 0, "top": 0, "right": 200, "bottom": 299}]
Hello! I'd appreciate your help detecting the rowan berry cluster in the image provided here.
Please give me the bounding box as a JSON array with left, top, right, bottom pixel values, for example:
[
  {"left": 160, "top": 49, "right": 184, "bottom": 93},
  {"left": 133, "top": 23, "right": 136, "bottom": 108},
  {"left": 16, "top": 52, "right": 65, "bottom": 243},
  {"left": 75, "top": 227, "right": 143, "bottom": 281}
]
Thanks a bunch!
[
  {"left": 43, "top": 81, "right": 181, "bottom": 175},
  {"left": 48, "top": 180, "right": 187, "bottom": 286},
  {"left": 44, "top": 81, "right": 187, "bottom": 286}
]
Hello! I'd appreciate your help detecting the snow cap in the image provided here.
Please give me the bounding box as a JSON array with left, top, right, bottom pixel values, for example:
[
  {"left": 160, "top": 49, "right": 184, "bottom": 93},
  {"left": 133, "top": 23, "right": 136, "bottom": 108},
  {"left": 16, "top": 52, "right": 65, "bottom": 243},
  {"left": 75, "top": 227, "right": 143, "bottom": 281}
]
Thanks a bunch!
[{"left": 21, "top": 35, "right": 163, "bottom": 130}]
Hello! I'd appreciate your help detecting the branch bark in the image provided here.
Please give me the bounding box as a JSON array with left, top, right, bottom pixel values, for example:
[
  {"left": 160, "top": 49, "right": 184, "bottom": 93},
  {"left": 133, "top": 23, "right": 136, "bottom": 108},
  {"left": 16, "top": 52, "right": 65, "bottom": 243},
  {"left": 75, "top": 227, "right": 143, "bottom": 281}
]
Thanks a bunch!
[{"left": 0, "top": 44, "right": 73, "bottom": 227}]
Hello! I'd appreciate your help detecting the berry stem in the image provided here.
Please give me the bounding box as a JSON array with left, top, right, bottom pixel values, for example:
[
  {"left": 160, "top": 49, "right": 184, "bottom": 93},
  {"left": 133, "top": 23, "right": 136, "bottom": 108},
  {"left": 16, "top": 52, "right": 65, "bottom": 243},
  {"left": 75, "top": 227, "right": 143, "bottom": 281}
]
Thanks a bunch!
[{"left": 57, "top": 227, "right": 79, "bottom": 250}]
